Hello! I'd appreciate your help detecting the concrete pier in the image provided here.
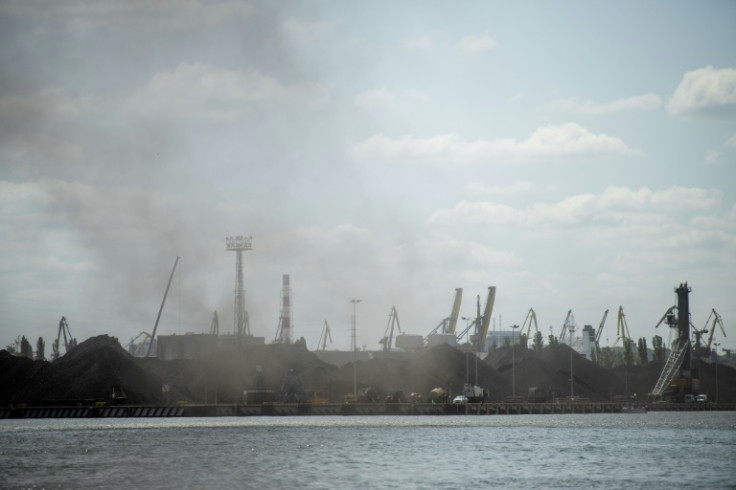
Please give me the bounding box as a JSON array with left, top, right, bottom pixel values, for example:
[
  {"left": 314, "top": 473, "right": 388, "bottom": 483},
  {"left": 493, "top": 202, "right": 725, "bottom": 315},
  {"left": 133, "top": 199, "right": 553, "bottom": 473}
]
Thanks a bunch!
[{"left": 1, "top": 401, "right": 733, "bottom": 419}]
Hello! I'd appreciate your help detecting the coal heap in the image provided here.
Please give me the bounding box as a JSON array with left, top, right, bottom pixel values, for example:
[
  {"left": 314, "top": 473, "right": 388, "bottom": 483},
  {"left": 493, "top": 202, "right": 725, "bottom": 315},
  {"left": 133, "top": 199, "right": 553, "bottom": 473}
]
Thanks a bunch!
[
  {"left": 0, "top": 335, "right": 163, "bottom": 404},
  {"left": 487, "top": 344, "right": 625, "bottom": 401},
  {"left": 139, "top": 339, "right": 339, "bottom": 403},
  {"left": 2, "top": 335, "right": 735, "bottom": 405}
]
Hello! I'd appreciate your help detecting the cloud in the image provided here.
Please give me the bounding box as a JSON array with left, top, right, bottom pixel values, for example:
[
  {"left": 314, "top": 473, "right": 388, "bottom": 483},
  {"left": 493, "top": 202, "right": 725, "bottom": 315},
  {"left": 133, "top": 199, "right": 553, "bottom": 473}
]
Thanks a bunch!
[
  {"left": 354, "top": 88, "right": 430, "bottom": 112},
  {"left": 704, "top": 132, "right": 736, "bottom": 165},
  {"left": 126, "top": 63, "right": 326, "bottom": 120},
  {"left": 353, "top": 123, "right": 639, "bottom": 164},
  {"left": 0, "top": 0, "right": 255, "bottom": 28},
  {"left": 0, "top": 88, "right": 101, "bottom": 123},
  {"left": 428, "top": 186, "right": 723, "bottom": 228},
  {"left": 466, "top": 181, "right": 537, "bottom": 196},
  {"left": 282, "top": 17, "right": 333, "bottom": 44},
  {"left": 705, "top": 150, "right": 722, "bottom": 166},
  {"left": 667, "top": 66, "right": 736, "bottom": 117},
  {"left": 548, "top": 93, "right": 661, "bottom": 114},
  {"left": 454, "top": 33, "right": 497, "bottom": 55},
  {"left": 404, "top": 35, "right": 433, "bottom": 50}
]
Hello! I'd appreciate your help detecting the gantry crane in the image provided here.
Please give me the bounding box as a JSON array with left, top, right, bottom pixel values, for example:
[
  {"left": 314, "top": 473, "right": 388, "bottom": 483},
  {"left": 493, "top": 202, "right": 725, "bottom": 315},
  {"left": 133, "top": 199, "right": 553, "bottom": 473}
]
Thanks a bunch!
[
  {"left": 210, "top": 311, "right": 219, "bottom": 336},
  {"left": 147, "top": 256, "right": 180, "bottom": 357},
  {"left": 614, "top": 306, "right": 632, "bottom": 346},
  {"left": 379, "top": 306, "right": 402, "bottom": 351},
  {"left": 703, "top": 309, "right": 726, "bottom": 351},
  {"left": 559, "top": 310, "right": 574, "bottom": 344},
  {"left": 453, "top": 287, "right": 496, "bottom": 352},
  {"left": 425, "top": 288, "right": 463, "bottom": 339},
  {"left": 55, "top": 316, "right": 76, "bottom": 359},
  {"left": 521, "top": 308, "right": 539, "bottom": 338},
  {"left": 128, "top": 331, "right": 153, "bottom": 357},
  {"left": 318, "top": 320, "right": 332, "bottom": 351},
  {"left": 691, "top": 328, "right": 710, "bottom": 357},
  {"left": 595, "top": 309, "right": 609, "bottom": 346}
]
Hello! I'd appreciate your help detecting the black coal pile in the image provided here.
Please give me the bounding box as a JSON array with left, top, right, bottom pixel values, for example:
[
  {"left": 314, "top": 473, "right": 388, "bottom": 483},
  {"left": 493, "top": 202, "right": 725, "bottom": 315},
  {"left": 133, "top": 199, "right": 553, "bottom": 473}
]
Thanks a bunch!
[
  {"left": 139, "top": 340, "right": 339, "bottom": 403},
  {"left": 326, "top": 344, "right": 511, "bottom": 402},
  {"left": 3, "top": 335, "right": 735, "bottom": 405},
  {"left": 0, "top": 335, "right": 164, "bottom": 404}
]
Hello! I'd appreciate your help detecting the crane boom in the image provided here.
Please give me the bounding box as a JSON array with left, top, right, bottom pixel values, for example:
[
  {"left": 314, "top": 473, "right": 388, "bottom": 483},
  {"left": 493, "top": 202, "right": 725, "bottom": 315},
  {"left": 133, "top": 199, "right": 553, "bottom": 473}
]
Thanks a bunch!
[
  {"left": 447, "top": 288, "right": 463, "bottom": 335},
  {"left": 478, "top": 286, "right": 496, "bottom": 352},
  {"left": 318, "top": 320, "right": 333, "bottom": 351},
  {"left": 522, "top": 308, "right": 538, "bottom": 337},
  {"left": 57, "top": 316, "right": 73, "bottom": 352},
  {"left": 654, "top": 305, "right": 677, "bottom": 329},
  {"left": 559, "top": 310, "right": 573, "bottom": 342},
  {"left": 380, "top": 306, "right": 402, "bottom": 351},
  {"left": 595, "top": 309, "right": 609, "bottom": 343},
  {"left": 147, "top": 256, "right": 181, "bottom": 357},
  {"left": 614, "top": 306, "right": 632, "bottom": 346},
  {"left": 705, "top": 309, "right": 726, "bottom": 349}
]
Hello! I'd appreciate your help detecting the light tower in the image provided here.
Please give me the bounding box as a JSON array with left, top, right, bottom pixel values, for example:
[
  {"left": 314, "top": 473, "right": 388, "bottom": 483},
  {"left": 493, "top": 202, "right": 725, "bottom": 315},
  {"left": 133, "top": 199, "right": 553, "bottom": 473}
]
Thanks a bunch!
[
  {"left": 351, "top": 299, "right": 361, "bottom": 397},
  {"left": 277, "top": 274, "right": 292, "bottom": 344},
  {"left": 226, "top": 235, "right": 252, "bottom": 345}
]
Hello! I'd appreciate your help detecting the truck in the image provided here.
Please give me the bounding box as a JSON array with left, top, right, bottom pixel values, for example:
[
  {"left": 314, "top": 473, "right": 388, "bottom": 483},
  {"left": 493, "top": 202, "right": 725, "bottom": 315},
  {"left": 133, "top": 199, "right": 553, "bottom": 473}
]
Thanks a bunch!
[{"left": 462, "top": 384, "right": 486, "bottom": 403}]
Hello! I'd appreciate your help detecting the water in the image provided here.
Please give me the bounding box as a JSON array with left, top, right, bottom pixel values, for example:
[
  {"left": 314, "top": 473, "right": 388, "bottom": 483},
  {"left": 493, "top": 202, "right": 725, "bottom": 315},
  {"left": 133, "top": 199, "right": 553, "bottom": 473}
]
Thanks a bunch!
[{"left": 1, "top": 412, "right": 734, "bottom": 489}]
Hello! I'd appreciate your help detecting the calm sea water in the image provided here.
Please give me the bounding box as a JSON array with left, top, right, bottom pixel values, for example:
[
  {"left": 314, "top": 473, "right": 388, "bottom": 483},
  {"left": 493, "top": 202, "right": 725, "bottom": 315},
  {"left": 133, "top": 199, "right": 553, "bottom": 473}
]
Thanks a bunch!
[{"left": 1, "top": 412, "right": 734, "bottom": 489}]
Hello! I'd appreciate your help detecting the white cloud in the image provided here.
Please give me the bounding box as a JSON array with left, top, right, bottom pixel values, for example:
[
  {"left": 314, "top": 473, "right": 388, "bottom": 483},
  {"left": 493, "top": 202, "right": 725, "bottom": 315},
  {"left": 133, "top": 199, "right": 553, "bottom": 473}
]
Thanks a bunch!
[
  {"left": 282, "top": 17, "right": 333, "bottom": 44},
  {"left": 354, "top": 88, "right": 430, "bottom": 112},
  {"left": 0, "top": 88, "right": 101, "bottom": 123},
  {"left": 667, "top": 66, "right": 736, "bottom": 117},
  {"left": 404, "top": 35, "right": 433, "bottom": 50},
  {"left": 0, "top": 0, "right": 255, "bottom": 27},
  {"left": 353, "top": 123, "right": 639, "bottom": 164},
  {"left": 466, "top": 181, "right": 537, "bottom": 196},
  {"left": 548, "top": 93, "right": 661, "bottom": 114},
  {"left": 704, "top": 132, "right": 736, "bottom": 165},
  {"left": 428, "top": 186, "right": 723, "bottom": 228},
  {"left": 705, "top": 150, "right": 722, "bottom": 166},
  {"left": 126, "top": 63, "right": 326, "bottom": 120},
  {"left": 454, "top": 33, "right": 497, "bottom": 55}
]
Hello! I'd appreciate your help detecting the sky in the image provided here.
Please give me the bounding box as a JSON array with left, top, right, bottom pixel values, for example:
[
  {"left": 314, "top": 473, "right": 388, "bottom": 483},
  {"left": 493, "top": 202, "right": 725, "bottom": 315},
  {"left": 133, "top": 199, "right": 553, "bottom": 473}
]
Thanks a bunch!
[{"left": 1, "top": 0, "right": 735, "bottom": 356}]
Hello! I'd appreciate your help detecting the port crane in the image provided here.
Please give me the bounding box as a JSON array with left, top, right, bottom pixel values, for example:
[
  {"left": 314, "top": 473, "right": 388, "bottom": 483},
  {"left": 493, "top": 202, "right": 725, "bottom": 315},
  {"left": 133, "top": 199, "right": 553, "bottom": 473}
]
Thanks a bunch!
[
  {"left": 456, "top": 295, "right": 481, "bottom": 344},
  {"left": 558, "top": 310, "right": 575, "bottom": 344},
  {"left": 210, "top": 311, "right": 219, "bottom": 336},
  {"left": 379, "top": 306, "right": 402, "bottom": 351},
  {"left": 454, "top": 287, "right": 496, "bottom": 352},
  {"left": 317, "top": 320, "right": 332, "bottom": 351},
  {"left": 147, "top": 256, "right": 180, "bottom": 357},
  {"left": 425, "top": 288, "right": 463, "bottom": 338},
  {"left": 54, "top": 316, "right": 77, "bottom": 359},
  {"left": 595, "top": 309, "right": 609, "bottom": 346},
  {"left": 521, "top": 308, "right": 539, "bottom": 338},
  {"left": 613, "top": 306, "right": 633, "bottom": 346},
  {"left": 127, "top": 331, "right": 153, "bottom": 357},
  {"left": 703, "top": 309, "right": 726, "bottom": 351}
]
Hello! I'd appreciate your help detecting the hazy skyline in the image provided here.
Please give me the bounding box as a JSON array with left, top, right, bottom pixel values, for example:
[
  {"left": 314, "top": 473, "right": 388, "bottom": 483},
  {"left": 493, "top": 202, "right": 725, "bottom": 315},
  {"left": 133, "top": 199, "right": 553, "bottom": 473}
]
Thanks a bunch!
[{"left": 1, "top": 1, "right": 734, "bottom": 355}]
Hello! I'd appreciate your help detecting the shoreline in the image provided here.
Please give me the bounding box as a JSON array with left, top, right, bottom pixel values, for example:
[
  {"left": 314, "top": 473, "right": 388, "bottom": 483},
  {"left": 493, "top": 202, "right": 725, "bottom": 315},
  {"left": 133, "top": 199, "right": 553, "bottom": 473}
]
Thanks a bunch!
[{"left": 2, "top": 401, "right": 733, "bottom": 419}]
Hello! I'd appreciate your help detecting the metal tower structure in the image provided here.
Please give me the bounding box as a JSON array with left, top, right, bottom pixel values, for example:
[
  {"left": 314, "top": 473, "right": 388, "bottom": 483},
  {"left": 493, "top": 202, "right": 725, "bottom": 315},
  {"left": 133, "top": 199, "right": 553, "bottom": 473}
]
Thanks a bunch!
[
  {"left": 651, "top": 282, "right": 694, "bottom": 398},
  {"left": 675, "top": 282, "right": 692, "bottom": 378},
  {"left": 226, "top": 235, "right": 252, "bottom": 344},
  {"left": 275, "top": 274, "right": 292, "bottom": 344}
]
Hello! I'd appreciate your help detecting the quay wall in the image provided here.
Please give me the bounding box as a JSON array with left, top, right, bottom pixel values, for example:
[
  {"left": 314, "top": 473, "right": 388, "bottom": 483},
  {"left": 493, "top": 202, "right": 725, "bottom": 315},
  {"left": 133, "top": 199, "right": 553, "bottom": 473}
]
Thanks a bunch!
[{"left": 1, "top": 402, "right": 733, "bottom": 419}]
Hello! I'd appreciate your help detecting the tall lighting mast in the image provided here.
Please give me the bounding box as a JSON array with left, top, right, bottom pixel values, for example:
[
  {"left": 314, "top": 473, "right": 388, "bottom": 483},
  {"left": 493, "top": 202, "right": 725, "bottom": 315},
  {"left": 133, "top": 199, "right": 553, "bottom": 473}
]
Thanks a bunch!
[
  {"left": 351, "top": 299, "right": 361, "bottom": 397},
  {"left": 226, "top": 235, "right": 252, "bottom": 346}
]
